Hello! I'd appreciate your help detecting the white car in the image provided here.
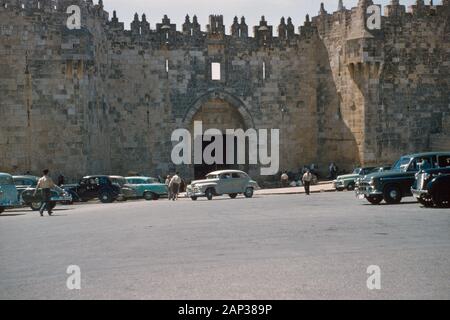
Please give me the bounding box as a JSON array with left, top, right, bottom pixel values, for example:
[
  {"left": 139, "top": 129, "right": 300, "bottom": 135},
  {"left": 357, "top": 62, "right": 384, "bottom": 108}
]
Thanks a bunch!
[{"left": 186, "top": 170, "right": 260, "bottom": 201}]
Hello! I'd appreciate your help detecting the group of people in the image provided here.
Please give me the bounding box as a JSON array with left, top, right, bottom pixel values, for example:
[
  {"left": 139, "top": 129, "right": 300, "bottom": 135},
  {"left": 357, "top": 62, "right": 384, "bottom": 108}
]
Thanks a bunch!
[
  {"left": 165, "top": 172, "right": 182, "bottom": 201},
  {"left": 280, "top": 162, "right": 339, "bottom": 196}
]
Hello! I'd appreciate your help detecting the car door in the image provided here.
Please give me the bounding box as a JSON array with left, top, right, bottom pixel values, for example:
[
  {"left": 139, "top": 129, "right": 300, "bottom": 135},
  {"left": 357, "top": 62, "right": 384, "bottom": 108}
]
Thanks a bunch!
[
  {"left": 79, "top": 178, "right": 94, "bottom": 200},
  {"left": 232, "top": 172, "right": 247, "bottom": 192},
  {"left": 217, "top": 173, "right": 233, "bottom": 194}
]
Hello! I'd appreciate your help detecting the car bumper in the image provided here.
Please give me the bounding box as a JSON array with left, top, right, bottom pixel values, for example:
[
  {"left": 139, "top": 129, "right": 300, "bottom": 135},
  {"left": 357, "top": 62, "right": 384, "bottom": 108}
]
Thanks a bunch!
[
  {"left": 411, "top": 188, "right": 428, "bottom": 199},
  {"left": 333, "top": 180, "right": 345, "bottom": 189},
  {"left": 355, "top": 186, "right": 383, "bottom": 197},
  {"left": 186, "top": 190, "right": 205, "bottom": 197}
]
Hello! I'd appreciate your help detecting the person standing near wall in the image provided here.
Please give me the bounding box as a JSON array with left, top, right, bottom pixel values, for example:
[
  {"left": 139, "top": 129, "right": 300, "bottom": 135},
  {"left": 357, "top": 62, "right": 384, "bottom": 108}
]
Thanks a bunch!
[{"left": 302, "top": 169, "right": 313, "bottom": 196}]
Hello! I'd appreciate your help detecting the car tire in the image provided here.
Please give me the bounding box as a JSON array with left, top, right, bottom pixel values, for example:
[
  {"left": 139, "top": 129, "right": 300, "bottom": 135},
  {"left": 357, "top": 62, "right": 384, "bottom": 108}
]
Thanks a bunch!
[
  {"left": 205, "top": 188, "right": 214, "bottom": 201},
  {"left": 244, "top": 187, "right": 254, "bottom": 199},
  {"left": 229, "top": 193, "right": 238, "bottom": 199},
  {"left": 191, "top": 196, "right": 198, "bottom": 201},
  {"left": 347, "top": 183, "right": 356, "bottom": 191},
  {"left": 99, "top": 192, "right": 113, "bottom": 204},
  {"left": 144, "top": 192, "right": 157, "bottom": 201},
  {"left": 30, "top": 202, "right": 42, "bottom": 211},
  {"left": 383, "top": 185, "right": 402, "bottom": 204},
  {"left": 0, "top": 207, "right": 4, "bottom": 214},
  {"left": 366, "top": 196, "right": 383, "bottom": 205}
]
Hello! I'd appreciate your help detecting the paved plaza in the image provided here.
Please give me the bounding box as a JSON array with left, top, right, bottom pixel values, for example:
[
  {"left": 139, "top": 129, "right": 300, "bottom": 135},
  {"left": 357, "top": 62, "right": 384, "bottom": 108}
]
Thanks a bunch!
[{"left": 0, "top": 192, "right": 449, "bottom": 300}]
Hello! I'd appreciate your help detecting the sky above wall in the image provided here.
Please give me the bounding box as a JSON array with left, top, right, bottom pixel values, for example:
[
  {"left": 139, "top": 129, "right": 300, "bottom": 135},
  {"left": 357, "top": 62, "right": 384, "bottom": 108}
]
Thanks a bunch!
[{"left": 101, "top": 0, "right": 438, "bottom": 31}]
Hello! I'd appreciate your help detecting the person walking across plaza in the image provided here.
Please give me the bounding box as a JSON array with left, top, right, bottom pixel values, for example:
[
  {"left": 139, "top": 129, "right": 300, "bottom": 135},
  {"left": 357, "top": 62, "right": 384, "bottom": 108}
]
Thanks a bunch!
[
  {"left": 169, "top": 172, "right": 182, "bottom": 201},
  {"left": 165, "top": 175, "right": 172, "bottom": 201},
  {"left": 302, "top": 169, "right": 313, "bottom": 196},
  {"left": 33, "top": 169, "right": 64, "bottom": 216}
]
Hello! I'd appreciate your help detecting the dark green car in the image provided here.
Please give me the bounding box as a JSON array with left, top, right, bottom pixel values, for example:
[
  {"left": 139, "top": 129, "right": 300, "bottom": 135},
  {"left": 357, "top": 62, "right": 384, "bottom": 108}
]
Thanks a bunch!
[{"left": 356, "top": 152, "right": 450, "bottom": 205}]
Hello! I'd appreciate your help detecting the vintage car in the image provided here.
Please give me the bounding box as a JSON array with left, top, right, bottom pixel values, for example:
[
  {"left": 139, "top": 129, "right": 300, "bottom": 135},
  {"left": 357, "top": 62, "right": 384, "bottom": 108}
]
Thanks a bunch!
[
  {"left": 0, "top": 173, "right": 21, "bottom": 214},
  {"left": 186, "top": 170, "right": 260, "bottom": 201},
  {"left": 125, "top": 177, "right": 169, "bottom": 201},
  {"left": 412, "top": 167, "right": 450, "bottom": 208},
  {"left": 333, "top": 167, "right": 376, "bottom": 191},
  {"left": 12, "top": 175, "right": 39, "bottom": 199},
  {"left": 21, "top": 187, "right": 72, "bottom": 211},
  {"left": 109, "top": 176, "right": 138, "bottom": 201},
  {"left": 356, "top": 152, "right": 450, "bottom": 205},
  {"left": 13, "top": 175, "right": 72, "bottom": 211},
  {"left": 63, "top": 175, "right": 123, "bottom": 203}
]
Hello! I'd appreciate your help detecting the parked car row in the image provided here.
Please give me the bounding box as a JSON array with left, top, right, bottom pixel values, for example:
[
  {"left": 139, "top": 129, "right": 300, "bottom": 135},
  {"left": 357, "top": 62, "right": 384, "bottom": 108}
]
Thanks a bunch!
[
  {"left": 0, "top": 173, "right": 170, "bottom": 214},
  {"left": 333, "top": 166, "right": 391, "bottom": 191},
  {"left": 355, "top": 152, "right": 450, "bottom": 208}
]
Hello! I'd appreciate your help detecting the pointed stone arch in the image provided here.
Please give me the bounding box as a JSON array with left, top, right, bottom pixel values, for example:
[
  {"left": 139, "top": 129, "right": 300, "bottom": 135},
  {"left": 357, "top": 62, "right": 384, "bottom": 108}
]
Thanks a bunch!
[{"left": 182, "top": 90, "right": 255, "bottom": 129}]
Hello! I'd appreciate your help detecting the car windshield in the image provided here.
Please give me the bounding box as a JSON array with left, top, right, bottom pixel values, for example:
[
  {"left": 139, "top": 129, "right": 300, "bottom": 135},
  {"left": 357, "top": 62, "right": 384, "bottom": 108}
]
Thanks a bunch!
[
  {"left": 392, "top": 157, "right": 412, "bottom": 171},
  {"left": 207, "top": 175, "right": 218, "bottom": 180},
  {"left": 146, "top": 178, "right": 159, "bottom": 184},
  {"left": 110, "top": 178, "right": 126, "bottom": 186},
  {"left": 353, "top": 168, "right": 362, "bottom": 174},
  {"left": 0, "top": 176, "right": 13, "bottom": 185}
]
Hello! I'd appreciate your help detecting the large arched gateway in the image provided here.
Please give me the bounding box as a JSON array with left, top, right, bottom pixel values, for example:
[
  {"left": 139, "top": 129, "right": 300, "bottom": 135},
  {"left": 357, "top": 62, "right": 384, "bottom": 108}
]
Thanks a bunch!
[{"left": 183, "top": 91, "right": 255, "bottom": 180}]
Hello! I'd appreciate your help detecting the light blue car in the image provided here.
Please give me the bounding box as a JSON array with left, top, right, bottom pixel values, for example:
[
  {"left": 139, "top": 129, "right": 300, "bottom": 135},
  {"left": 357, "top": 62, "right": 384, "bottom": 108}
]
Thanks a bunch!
[
  {"left": 0, "top": 173, "right": 22, "bottom": 214},
  {"left": 125, "top": 177, "right": 169, "bottom": 201}
]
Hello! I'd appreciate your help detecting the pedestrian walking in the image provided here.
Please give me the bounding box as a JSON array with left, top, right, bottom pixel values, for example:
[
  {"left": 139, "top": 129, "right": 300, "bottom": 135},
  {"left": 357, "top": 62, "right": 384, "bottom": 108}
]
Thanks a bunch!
[
  {"left": 169, "top": 172, "right": 182, "bottom": 201},
  {"left": 165, "top": 175, "right": 172, "bottom": 201},
  {"left": 33, "top": 169, "right": 64, "bottom": 216},
  {"left": 302, "top": 169, "right": 313, "bottom": 196}
]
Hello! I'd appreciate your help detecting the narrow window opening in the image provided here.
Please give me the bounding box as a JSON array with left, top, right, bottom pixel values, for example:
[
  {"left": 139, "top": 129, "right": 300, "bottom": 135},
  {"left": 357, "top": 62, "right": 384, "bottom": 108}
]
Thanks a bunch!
[
  {"left": 166, "top": 32, "right": 169, "bottom": 40},
  {"left": 211, "top": 62, "right": 221, "bottom": 81},
  {"left": 262, "top": 62, "right": 266, "bottom": 80},
  {"left": 165, "top": 59, "right": 169, "bottom": 73}
]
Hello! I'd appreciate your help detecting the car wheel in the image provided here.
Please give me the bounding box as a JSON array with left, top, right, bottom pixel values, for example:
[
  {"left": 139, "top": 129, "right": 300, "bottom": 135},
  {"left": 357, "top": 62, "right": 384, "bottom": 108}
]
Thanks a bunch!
[
  {"left": 366, "top": 196, "right": 383, "bottom": 205},
  {"left": 30, "top": 202, "right": 42, "bottom": 211},
  {"left": 99, "top": 192, "right": 113, "bottom": 204},
  {"left": 229, "top": 193, "right": 238, "bottom": 199},
  {"left": 144, "top": 192, "right": 157, "bottom": 201},
  {"left": 244, "top": 187, "right": 254, "bottom": 199},
  {"left": 0, "top": 207, "right": 4, "bottom": 214},
  {"left": 383, "top": 185, "right": 402, "bottom": 204},
  {"left": 205, "top": 188, "right": 214, "bottom": 201},
  {"left": 191, "top": 196, "right": 198, "bottom": 201},
  {"left": 347, "top": 183, "right": 356, "bottom": 191}
]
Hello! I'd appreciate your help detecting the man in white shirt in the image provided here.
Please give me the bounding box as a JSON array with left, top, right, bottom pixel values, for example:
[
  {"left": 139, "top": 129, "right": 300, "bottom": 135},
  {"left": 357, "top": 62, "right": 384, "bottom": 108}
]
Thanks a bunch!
[
  {"left": 302, "top": 169, "right": 313, "bottom": 196},
  {"left": 33, "top": 169, "right": 63, "bottom": 216}
]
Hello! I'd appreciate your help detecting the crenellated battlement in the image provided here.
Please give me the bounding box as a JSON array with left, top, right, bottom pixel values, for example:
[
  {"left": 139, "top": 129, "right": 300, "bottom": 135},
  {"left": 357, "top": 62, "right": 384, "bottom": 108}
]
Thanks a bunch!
[{"left": 0, "top": 0, "right": 449, "bottom": 179}]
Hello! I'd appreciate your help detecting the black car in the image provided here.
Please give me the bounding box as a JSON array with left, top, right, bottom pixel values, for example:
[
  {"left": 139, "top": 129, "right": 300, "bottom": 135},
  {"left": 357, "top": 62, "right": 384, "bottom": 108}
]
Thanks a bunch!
[
  {"left": 356, "top": 152, "right": 450, "bottom": 205},
  {"left": 412, "top": 167, "right": 450, "bottom": 208},
  {"left": 63, "top": 176, "right": 122, "bottom": 203}
]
